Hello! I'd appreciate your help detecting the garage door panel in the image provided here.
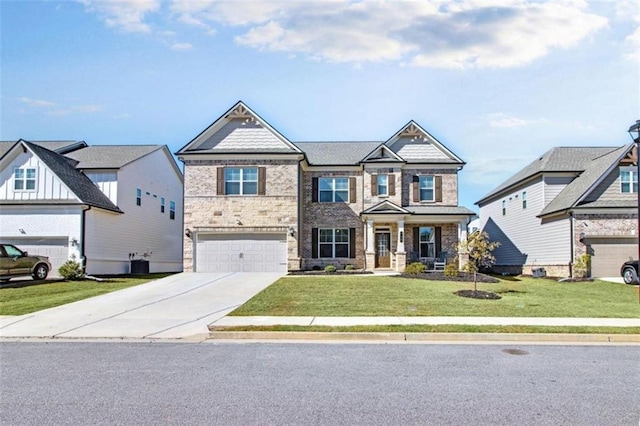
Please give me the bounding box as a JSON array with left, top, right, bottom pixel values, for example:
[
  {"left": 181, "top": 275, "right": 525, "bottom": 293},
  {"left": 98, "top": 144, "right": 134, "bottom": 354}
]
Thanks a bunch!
[
  {"left": 196, "top": 234, "right": 287, "bottom": 273},
  {"left": 590, "top": 239, "right": 637, "bottom": 277}
]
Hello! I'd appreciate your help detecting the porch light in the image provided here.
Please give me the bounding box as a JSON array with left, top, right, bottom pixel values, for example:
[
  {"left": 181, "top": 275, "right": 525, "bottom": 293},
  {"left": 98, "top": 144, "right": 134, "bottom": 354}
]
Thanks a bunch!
[{"left": 627, "top": 120, "right": 640, "bottom": 303}]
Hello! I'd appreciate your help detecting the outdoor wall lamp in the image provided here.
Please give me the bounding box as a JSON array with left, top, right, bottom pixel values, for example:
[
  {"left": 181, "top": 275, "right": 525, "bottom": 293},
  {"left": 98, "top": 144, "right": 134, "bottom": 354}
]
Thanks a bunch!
[
  {"left": 399, "top": 231, "right": 404, "bottom": 243},
  {"left": 288, "top": 226, "right": 295, "bottom": 237},
  {"left": 185, "top": 228, "right": 192, "bottom": 238}
]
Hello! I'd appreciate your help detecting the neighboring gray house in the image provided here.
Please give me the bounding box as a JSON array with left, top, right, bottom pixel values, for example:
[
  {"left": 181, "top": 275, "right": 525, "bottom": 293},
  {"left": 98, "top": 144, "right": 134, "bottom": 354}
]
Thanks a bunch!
[
  {"left": 476, "top": 144, "right": 637, "bottom": 277},
  {"left": 0, "top": 140, "right": 184, "bottom": 276},
  {"left": 177, "top": 101, "right": 476, "bottom": 273}
]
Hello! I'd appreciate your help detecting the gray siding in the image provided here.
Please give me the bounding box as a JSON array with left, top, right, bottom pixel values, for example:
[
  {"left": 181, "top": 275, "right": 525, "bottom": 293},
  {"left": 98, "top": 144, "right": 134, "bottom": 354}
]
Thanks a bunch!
[
  {"left": 583, "top": 166, "right": 637, "bottom": 204},
  {"left": 543, "top": 176, "right": 572, "bottom": 206}
]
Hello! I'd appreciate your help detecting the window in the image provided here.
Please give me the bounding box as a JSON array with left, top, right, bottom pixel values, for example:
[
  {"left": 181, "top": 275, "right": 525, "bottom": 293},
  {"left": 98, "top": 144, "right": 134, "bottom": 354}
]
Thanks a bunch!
[
  {"left": 419, "top": 176, "right": 434, "bottom": 201},
  {"left": 160, "top": 197, "right": 165, "bottom": 213},
  {"left": 225, "top": 167, "right": 258, "bottom": 195},
  {"left": 620, "top": 167, "right": 638, "bottom": 193},
  {"left": 319, "top": 178, "right": 349, "bottom": 202},
  {"left": 502, "top": 200, "right": 506, "bottom": 216},
  {"left": 419, "top": 227, "right": 435, "bottom": 258},
  {"left": 319, "top": 228, "right": 350, "bottom": 258},
  {"left": 136, "top": 188, "right": 142, "bottom": 206},
  {"left": 169, "top": 201, "right": 176, "bottom": 220},
  {"left": 522, "top": 191, "right": 527, "bottom": 209},
  {"left": 13, "top": 167, "right": 36, "bottom": 191},
  {"left": 377, "top": 174, "right": 388, "bottom": 196}
]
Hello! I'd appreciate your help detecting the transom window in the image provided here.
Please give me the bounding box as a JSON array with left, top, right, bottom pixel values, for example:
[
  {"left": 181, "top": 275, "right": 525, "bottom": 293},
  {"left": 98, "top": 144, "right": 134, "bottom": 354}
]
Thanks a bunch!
[
  {"left": 319, "top": 228, "right": 349, "bottom": 258},
  {"left": 620, "top": 167, "right": 638, "bottom": 193},
  {"left": 319, "top": 178, "right": 349, "bottom": 202},
  {"left": 419, "top": 227, "right": 435, "bottom": 258},
  {"left": 225, "top": 167, "right": 258, "bottom": 195},
  {"left": 13, "top": 167, "right": 36, "bottom": 191},
  {"left": 377, "top": 174, "right": 388, "bottom": 196},
  {"left": 419, "top": 176, "right": 434, "bottom": 201}
]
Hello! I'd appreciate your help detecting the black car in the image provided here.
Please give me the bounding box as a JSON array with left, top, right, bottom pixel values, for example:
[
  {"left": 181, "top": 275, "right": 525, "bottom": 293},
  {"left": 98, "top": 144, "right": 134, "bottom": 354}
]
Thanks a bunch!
[{"left": 620, "top": 260, "right": 639, "bottom": 284}]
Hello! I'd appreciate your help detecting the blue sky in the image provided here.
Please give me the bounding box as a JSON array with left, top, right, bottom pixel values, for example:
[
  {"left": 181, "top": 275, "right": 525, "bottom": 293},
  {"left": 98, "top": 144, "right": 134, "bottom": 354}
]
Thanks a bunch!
[{"left": 2, "top": 0, "right": 639, "bottom": 211}]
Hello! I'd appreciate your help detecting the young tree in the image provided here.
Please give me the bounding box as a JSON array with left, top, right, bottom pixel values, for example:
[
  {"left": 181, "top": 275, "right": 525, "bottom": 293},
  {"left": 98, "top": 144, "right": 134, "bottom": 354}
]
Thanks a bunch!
[{"left": 459, "top": 231, "right": 500, "bottom": 290}]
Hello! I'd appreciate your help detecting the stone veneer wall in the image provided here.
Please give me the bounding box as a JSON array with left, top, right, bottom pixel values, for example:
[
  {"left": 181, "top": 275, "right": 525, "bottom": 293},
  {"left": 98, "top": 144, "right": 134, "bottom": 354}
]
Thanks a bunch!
[
  {"left": 182, "top": 159, "right": 300, "bottom": 271},
  {"left": 300, "top": 170, "right": 365, "bottom": 270},
  {"left": 572, "top": 213, "right": 637, "bottom": 258}
]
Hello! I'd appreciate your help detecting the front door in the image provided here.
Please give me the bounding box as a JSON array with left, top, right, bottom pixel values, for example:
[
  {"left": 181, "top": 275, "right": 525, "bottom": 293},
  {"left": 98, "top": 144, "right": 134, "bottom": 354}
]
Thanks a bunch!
[{"left": 375, "top": 232, "right": 391, "bottom": 268}]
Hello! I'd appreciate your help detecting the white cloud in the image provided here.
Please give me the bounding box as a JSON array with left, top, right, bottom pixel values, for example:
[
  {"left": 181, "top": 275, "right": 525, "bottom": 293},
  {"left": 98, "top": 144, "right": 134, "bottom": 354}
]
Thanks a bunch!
[
  {"left": 18, "top": 97, "right": 56, "bottom": 107},
  {"left": 170, "top": 42, "right": 194, "bottom": 51},
  {"left": 79, "top": 0, "right": 160, "bottom": 33},
  {"left": 46, "top": 104, "right": 103, "bottom": 116},
  {"left": 624, "top": 25, "right": 640, "bottom": 63},
  {"left": 489, "top": 113, "right": 533, "bottom": 128}
]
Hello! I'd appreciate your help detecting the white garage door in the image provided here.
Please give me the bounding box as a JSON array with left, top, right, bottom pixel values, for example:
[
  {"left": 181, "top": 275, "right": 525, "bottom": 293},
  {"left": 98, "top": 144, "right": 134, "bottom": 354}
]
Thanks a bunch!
[
  {"left": 196, "top": 233, "right": 287, "bottom": 273},
  {"left": 590, "top": 238, "right": 637, "bottom": 278},
  {"left": 2, "top": 237, "right": 69, "bottom": 277}
]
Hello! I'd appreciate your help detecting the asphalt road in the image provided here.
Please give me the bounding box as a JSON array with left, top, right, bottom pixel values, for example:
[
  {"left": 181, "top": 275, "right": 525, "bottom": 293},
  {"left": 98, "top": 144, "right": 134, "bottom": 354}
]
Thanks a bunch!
[{"left": 1, "top": 342, "right": 638, "bottom": 425}]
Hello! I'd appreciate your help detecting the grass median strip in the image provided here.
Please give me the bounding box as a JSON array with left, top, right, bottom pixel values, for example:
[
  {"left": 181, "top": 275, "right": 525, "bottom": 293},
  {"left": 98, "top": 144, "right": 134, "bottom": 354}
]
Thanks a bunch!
[
  {"left": 210, "top": 325, "right": 640, "bottom": 335},
  {"left": 230, "top": 275, "right": 640, "bottom": 318},
  {"left": 0, "top": 274, "right": 173, "bottom": 315}
]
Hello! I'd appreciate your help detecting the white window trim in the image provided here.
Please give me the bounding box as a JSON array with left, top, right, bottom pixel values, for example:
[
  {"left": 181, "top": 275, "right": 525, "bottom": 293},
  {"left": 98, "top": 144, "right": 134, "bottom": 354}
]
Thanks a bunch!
[
  {"left": 419, "top": 176, "right": 434, "bottom": 202},
  {"left": 225, "top": 167, "right": 258, "bottom": 196},
  {"left": 13, "top": 167, "right": 37, "bottom": 192},
  {"left": 319, "top": 177, "right": 349, "bottom": 203},
  {"left": 418, "top": 226, "right": 435, "bottom": 258},
  {"left": 318, "top": 228, "right": 350, "bottom": 258},
  {"left": 377, "top": 174, "right": 389, "bottom": 197},
  {"left": 620, "top": 166, "right": 638, "bottom": 193}
]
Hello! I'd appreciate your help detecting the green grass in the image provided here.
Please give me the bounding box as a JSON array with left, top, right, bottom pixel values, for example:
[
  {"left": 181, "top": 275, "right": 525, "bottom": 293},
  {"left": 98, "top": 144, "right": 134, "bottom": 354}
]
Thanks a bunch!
[
  {"left": 211, "top": 325, "right": 640, "bottom": 334},
  {"left": 230, "top": 275, "right": 640, "bottom": 318},
  {"left": 0, "top": 274, "right": 173, "bottom": 315}
]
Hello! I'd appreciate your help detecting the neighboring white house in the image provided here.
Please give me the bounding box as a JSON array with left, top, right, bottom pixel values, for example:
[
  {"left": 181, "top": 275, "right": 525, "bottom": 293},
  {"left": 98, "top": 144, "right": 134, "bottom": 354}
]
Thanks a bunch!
[{"left": 0, "top": 140, "right": 183, "bottom": 276}]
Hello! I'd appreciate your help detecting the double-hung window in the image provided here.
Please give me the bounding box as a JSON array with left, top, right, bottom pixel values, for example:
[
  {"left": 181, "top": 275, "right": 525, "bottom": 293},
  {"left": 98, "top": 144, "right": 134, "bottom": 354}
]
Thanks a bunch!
[
  {"left": 136, "top": 188, "right": 142, "bottom": 206},
  {"left": 225, "top": 167, "right": 258, "bottom": 195},
  {"left": 419, "top": 176, "right": 434, "bottom": 201},
  {"left": 13, "top": 167, "right": 36, "bottom": 191},
  {"left": 620, "top": 167, "right": 638, "bottom": 193},
  {"left": 169, "top": 201, "right": 176, "bottom": 220},
  {"left": 522, "top": 191, "right": 527, "bottom": 209},
  {"left": 377, "top": 175, "right": 389, "bottom": 196},
  {"left": 419, "top": 227, "right": 435, "bottom": 258},
  {"left": 160, "top": 197, "right": 165, "bottom": 213},
  {"left": 319, "top": 178, "right": 349, "bottom": 202},
  {"left": 319, "top": 228, "right": 349, "bottom": 258}
]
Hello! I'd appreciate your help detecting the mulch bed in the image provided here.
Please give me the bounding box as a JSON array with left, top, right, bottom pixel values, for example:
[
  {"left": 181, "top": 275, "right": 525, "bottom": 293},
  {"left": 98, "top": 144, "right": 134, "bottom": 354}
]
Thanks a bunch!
[
  {"left": 454, "top": 289, "right": 502, "bottom": 300},
  {"left": 400, "top": 271, "right": 500, "bottom": 283},
  {"left": 288, "top": 270, "right": 374, "bottom": 276}
]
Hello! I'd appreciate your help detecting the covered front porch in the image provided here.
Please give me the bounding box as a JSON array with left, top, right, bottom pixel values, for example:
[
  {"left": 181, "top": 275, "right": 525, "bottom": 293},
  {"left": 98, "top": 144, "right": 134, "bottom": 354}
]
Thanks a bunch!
[{"left": 361, "top": 201, "right": 475, "bottom": 272}]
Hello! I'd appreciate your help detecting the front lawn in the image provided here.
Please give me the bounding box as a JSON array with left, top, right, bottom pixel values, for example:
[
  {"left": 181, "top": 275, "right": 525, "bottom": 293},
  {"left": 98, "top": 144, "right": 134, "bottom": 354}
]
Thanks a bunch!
[
  {"left": 0, "top": 274, "right": 173, "bottom": 316},
  {"left": 230, "top": 275, "right": 640, "bottom": 318}
]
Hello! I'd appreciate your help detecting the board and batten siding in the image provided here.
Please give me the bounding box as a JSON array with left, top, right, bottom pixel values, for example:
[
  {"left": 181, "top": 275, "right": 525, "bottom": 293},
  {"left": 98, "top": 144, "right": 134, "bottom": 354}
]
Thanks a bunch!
[
  {"left": 84, "top": 149, "right": 183, "bottom": 274},
  {"left": 480, "top": 177, "right": 571, "bottom": 267},
  {"left": 0, "top": 150, "right": 79, "bottom": 202},
  {"left": 84, "top": 171, "right": 118, "bottom": 204}
]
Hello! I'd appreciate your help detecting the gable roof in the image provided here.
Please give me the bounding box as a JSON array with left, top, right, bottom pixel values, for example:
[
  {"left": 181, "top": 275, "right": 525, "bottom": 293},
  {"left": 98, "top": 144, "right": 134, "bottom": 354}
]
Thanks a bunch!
[
  {"left": 20, "top": 141, "right": 122, "bottom": 213},
  {"left": 476, "top": 146, "right": 620, "bottom": 205},
  {"left": 176, "top": 101, "right": 302, "bottom": 155},
  {"left": 538, "top": 144, "right": 633, "bottom": 217},
  {"left": 294, "top": 141, "right": 382, "bottom": 165},
  {"left": 65, "top": 145, "right": 163, "bottom": 169},
  {"left": 362, "top": 200, "right": 410, "bottom": 215},
  {"left": 0, "top": 140, "right": 86, "bottom": 159},
  {"left": 362, "top": 145, "right": 405, "bottom": 163},
  {"left": 385, "top": 121, "right": 465, "bottom": 165}
]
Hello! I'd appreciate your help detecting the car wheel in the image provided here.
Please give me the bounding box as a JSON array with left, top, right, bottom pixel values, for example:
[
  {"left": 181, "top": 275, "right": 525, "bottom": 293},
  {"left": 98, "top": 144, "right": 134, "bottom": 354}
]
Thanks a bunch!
[
  {"left": 622, "top": 267, "right": 638, "bottom": 285},
  {"left": 32, "top": 264, "right": 49, "bottom": 281}
]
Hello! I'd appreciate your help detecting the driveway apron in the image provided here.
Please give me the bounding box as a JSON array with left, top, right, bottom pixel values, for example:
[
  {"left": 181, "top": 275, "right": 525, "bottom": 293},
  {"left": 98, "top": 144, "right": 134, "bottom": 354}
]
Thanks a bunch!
[{"left": 0, "top": 272, "right": 282, "bottom": 339}]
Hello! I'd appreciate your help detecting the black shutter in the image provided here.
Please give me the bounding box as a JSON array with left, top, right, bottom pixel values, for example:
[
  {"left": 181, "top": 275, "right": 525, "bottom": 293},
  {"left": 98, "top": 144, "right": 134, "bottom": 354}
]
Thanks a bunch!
[
  {"left": 349, "top": 228, "right": 356, "bottom": 258},
  {"left": 312, "top": 178, "right": 318, "bottom": 202},
  {"left": 413, "top": 227, "right": 420, "bottom": 254},
  {"left": 217, "top": 167, "right": 225, "bottom": 195},
  {"left": 312, "top": 228, "right": 318, "bottom": 258},
  {"left": 435, "top": 226, "right": 442, "bottom": 256}
]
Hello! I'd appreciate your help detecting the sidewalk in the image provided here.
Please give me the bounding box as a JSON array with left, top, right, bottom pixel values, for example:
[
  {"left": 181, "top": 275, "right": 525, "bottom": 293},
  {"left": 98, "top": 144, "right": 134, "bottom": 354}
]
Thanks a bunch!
[{"left": 211, "top": 316, "right": 640, "bottom": 328}]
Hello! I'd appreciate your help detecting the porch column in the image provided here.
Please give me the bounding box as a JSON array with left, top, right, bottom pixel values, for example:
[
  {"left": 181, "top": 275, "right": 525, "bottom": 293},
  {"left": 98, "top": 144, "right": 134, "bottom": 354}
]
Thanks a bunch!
[
  {"left": 458, "top": 219, "right": 469, "bottom": 269},
  {"left": 396, "top": 220, "right": 407, "bottom": 271},
  {"left": 365, "top": 219, "right": 375, "bottom": 270},
  {"left": 366, "top": 220, "right": 375, "bottom": 252}
]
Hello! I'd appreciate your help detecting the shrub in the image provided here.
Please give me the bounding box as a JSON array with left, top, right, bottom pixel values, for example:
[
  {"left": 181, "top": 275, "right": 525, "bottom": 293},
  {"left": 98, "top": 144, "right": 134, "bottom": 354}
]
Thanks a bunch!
[
  {"left": 58, "top": 256, "right": 84, "bottom": 280},
  {"left": 444, "top": 261, "right": 459, "bottom": 277},
  {"left": 573, "top": 254, "right": 591, "bottom": 279},
  {"left": 324, "top": 265, "right": 337, "bottom": 273},
  {"left": 404, "top": 262, "right": 427, "bottom": 275},
  {"left": 344, "top": 264, "right": 355, "bottom": 271}
]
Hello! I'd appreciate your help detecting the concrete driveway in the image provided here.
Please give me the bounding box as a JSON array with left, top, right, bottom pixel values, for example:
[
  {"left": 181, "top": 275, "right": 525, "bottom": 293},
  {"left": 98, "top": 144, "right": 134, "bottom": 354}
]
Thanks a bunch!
[{"left": 0, "top": 272, "right": 283, "bottom": 340}]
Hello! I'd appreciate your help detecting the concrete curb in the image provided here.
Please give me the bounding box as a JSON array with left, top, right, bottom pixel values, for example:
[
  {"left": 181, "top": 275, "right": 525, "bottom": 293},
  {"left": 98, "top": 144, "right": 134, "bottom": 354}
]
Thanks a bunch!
[{"left": 208, "top": 331, "right": 640, "bottom": 344}]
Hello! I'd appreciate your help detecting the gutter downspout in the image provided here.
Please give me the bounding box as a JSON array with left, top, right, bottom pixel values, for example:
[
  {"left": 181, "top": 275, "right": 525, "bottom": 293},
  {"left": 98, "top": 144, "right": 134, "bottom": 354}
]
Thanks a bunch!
[{"left": 569, "top": 211, "right": 574, "bottom": 278}]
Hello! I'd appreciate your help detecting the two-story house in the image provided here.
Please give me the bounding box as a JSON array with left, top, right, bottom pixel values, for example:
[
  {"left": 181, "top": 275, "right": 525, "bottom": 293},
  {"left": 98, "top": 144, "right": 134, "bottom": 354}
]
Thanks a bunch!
[
  {"left": 0, "top": 140, "right": 184, "bottom": 276},
  {"left": 177, "top": 101, "right": 475, "bottom": 273},
  {"left": 476, "top": 144, "right": 637, "bottom": 278}
]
